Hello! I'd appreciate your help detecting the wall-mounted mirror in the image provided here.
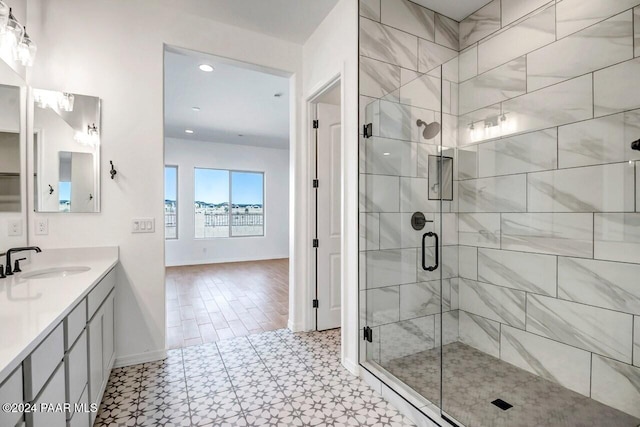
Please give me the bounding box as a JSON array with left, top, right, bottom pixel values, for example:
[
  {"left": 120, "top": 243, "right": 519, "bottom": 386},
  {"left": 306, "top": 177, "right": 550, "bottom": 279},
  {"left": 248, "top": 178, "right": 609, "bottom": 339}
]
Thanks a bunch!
[{"left": 32, "top": 89, "right": 101, "bottom": 212}]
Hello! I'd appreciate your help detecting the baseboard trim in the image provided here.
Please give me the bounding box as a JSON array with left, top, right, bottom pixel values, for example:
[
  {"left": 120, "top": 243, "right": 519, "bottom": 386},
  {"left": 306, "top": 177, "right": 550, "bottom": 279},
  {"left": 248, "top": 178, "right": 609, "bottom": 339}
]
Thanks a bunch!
[
  {"left": 342, "top": 357, "right": 359, "bottom": 376},
  {"left": 166, "top": 255, "right": 289, "bottom": 267},
  {"left": 287, "top": 318, "right": 305, "bottom": 332},
  {"left": 114, "top": 349, "right": 167, "bottom": 368}
]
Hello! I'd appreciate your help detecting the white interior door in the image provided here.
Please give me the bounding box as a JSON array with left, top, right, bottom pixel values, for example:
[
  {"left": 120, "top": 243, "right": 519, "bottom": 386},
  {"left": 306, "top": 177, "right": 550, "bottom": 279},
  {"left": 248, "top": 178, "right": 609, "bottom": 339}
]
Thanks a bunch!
[{"left": 315, "top": 102, "right": 341, "bottom": 331}]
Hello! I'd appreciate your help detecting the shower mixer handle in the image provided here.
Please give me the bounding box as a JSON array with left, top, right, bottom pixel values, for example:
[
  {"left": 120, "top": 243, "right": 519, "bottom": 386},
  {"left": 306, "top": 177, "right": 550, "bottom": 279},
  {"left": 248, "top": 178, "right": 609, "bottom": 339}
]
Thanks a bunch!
[{"left": 421, "top": 232, "right": 439, "bottom": 272}]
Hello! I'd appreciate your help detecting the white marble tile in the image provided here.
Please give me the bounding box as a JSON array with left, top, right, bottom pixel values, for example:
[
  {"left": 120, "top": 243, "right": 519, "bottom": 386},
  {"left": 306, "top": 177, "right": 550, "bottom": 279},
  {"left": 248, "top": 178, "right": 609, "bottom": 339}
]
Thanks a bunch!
[
  {"left": 364, "top": 137, "right": 420, "bottom": 177},
  {"left": 638, "top": 162, "right": 640, "bottom": 212},
  {"left": 458, "top": 175, "right": 527, "bottom": 213},
  {"left": 361, "top": 17, "right": 418, "bottom": 70},
  {"left": 418, "top": 245, "right": 458, "bottom": 282},
  {"left": 459, "top": 56, "right": 527, "bottom": 115},
  {"left": 417, "top": 38, "right": 458, "bottom": 74},
  {"left": 458, "top": 45, "right": 478, "bottom": 82},
  {"left": 527, "top": 294, "right": 633, "bottom": 363},
  {"left": 458, "top": 310, "right": 500, "bottom": 358},
  {"left": 366, "top": 286, "right": 400, "bottom": 326},
  {"left": 594, "top": 213, "right": 640, "bottom": 264},
  {"left": 459, "top": 278, "right": 526, "bottom": 328},
  {"left": 501, "top": 0, "right": 553, "bottom": 26},
  {"left": 360, "top": 213, "right": 380, "bottom": 250},
  {"left": 378, "top": 99, "right": 436, "bottom": 143},
  {"left": 458, "top": 104, "right": 502, "bottom": 146},
  {"left": 500, "top": 326, "right": 591, "bottom": 396},
  {"left": 437, "top": 213, "right": 459, "bottom": 246},
  {"left": 379, "top": 212, "right": 434, "bottom": 250},
  {"left": 458, "top": 246, "right": 478, "bottom": 280},
  {"left": 591, "top": 355, "right": 640, "bottom": 418},
  {"left": 501, "top": 213, "right": 594, "bottom": 257},
  {"left": 399, "top": 281, "right": 440, "bottom": 319},
  {"left": 559, "top": 257, "right": 640, "bottom": 315},
  {"left": 442, "top": 56, "right": 459, "bottom": 84},
  {"left": 399, "top": 73, "right": 441, "bottom": 111},
  {"left": 361, "top": 174, "right": 399, "bottom": 212},
  {"left": 556, "top": 0, "right": 640, "bottom": 39},
  {"left": 360, "top": 96, "right": 378, "bottom": 137},
  {"left": 458, "top": 213, "right": 501, "bottom": 248},
  {"left": 635, "top": 316, "right": 640, "bottom": 366},
  {"left": 594, "top": 57, "right": 640, "bottom": 117},
  {"left": 457, "top": 146, "right": 478, "bottom": 180},
  {"left": 360, "top": 0, "right": 380, "bottom": 21},
  {"left": 636, "top": 7, "right": 640, "bottom": 57},
  {"left": 527, "top": 163, "right": 636, "bottom": 212},
  {"left": 435, "top": 14, "right": 459, "bottom": 51},
  {"left": 478, "top": 5, "right": 555, "bottom": 74},
  {"left": 365, "top": 249, "right": 417, "bottom": 289},
  {"left": 436, "top": 310, "right": 460, "bottom": 347},
  {"left": 502, "top": 74, "right": 594, "bottom": 137},
  {"left": 478, "top": 128, "right": 557, "bottom": 177},
  {"left": 478, "top": 248, "right": 557, "bottom": 296},
  {"left": 380, "top": 316, "right": 435, "bottom": 363},
  {"left": 380, "top": 0, "right": 435, "bottom": 41},
  {"left": 400, "top": 68, "right": 421, "bottom": 87},
  {"left": 360, "top": 56, "right": 401, "bottom": 99},
  {"left": 459, "top": 0, "right": 501, "bottom": 50},
  {"left": 400, "top": 177, "right": 440, "bottom": 213},
  {"left": 558, "top": 110, "right": 640, "bottom": 168},
  {"left": 528, "top": 11, "right": 634, "bottom": 92}
]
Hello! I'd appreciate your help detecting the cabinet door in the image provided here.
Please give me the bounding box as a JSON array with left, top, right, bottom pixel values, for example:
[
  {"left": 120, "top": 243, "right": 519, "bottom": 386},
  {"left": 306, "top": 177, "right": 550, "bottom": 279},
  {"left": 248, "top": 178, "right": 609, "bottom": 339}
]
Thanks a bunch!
[
  {"left": 30, "top": 361, "right": 66, "bottom": 427},
  {"left": 102, "top": 293, "right": 115, "bottom": 375},
  {"left": 87, "top": 309, "right": 103, "bottom": 411}
]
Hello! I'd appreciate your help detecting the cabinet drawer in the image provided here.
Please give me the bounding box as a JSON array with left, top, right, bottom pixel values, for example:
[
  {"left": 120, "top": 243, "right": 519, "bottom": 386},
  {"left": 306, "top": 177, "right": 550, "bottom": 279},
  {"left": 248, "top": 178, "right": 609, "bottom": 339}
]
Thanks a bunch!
[
  {"left": 24, "top": 323, "right": 64, "bottom": 401},
  {"left": 67, "top": 385, "right": 90, "bottom": 427},
  {"left": 29, "top": 361, "right": 66, "bottom": 427},
  {"left": 0, "top": 366, "right": 23, "bottom": 427},
  {"left": 87, "top": 268, "right": 115, "bottom": 320},
  {"left": 64, "top": 299, "right": 86, "bottom": 350},
  {"left": 65, "top": 330, "right": 87, "bottom": 408}
]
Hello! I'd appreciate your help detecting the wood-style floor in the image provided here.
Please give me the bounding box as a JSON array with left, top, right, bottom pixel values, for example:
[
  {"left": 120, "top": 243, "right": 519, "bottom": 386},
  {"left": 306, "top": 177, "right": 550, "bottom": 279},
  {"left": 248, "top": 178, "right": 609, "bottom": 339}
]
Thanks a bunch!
[{"left": 165, "top": 258, "right": 289, "bottom": 349}]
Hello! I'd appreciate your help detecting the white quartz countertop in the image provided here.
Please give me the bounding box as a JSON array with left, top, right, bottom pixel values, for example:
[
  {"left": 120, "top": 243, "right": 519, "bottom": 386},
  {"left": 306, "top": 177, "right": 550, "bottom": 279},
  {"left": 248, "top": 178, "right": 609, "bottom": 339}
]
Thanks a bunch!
[{"left": 0, "top": 246, "right": 119, "bottom": 383}]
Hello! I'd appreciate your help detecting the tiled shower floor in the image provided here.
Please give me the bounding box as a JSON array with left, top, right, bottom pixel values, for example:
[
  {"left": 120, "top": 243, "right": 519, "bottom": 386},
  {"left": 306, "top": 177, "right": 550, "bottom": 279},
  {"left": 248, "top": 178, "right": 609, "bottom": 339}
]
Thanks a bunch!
[
  {"left": 386, "top": 342, "right": 640, "bottom": 427},
  {"left": 94, "top": 328, "right": 415, "bottom": 426}
]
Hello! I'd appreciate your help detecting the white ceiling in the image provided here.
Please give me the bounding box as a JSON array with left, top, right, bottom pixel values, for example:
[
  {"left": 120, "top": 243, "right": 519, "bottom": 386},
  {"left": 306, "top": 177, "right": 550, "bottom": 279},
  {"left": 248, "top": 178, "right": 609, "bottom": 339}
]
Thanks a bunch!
[
  {"left": 164, "top": 48, "right": 290, "bottom": 149},
  {"left": 411, "top": 0, "right": 492, "bottom": 21},
  {"left": 157, "top": 0, "right": 340, "bottom": 44}
]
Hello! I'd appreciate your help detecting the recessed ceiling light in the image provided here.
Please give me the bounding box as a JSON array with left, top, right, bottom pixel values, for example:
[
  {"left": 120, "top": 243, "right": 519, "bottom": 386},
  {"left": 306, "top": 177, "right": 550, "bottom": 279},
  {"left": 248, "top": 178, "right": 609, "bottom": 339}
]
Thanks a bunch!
[
  {"left": 383, "top": 152, "right": 391, "bottom": 156},
  {"left": 185, "top": 129, "right": 194, "bottom": 134},
  {"left": 192, "top": 107, "right": 200, "bottom": 111},
  {"left": 199, "top": 64, "right": 214, "bottom": 72}
]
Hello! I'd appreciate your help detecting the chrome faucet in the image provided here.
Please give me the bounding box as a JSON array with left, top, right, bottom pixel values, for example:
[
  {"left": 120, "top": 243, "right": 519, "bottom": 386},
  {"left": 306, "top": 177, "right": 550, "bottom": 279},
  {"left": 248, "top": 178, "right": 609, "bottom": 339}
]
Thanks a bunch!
[{"left": 5, "top": 247, "right": 41, "bottom": 276}]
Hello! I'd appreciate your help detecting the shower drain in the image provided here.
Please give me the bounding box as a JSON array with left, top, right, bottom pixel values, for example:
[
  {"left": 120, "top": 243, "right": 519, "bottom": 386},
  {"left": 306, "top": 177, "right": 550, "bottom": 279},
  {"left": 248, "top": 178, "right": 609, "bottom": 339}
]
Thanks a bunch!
[{"left": 491, "top": 399, "right": 513, "bottom": 411}]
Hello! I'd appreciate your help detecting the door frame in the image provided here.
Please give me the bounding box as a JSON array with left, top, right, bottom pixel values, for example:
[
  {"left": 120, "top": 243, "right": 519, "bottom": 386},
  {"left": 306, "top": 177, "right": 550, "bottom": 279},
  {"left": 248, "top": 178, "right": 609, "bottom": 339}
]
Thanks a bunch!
[{"left": 305, "top": 73, "right": 342, "bottom": 332}]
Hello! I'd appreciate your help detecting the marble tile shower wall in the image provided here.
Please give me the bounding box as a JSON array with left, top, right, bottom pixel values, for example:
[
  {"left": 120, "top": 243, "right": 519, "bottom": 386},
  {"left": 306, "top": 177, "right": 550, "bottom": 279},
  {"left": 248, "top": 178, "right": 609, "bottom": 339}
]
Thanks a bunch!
[
  {"left": 358, "top": 0, "right": 461, "bottom": 367},
  {"left": 456, "top": 0, "right": 640, "bottom": 418}
]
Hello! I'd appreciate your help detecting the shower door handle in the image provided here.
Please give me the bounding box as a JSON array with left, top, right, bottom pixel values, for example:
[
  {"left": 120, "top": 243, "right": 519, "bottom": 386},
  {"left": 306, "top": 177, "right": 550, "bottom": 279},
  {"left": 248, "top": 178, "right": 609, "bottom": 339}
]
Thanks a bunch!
[{"left": 421, "top": 232, "right": 439, "bottom": 271}]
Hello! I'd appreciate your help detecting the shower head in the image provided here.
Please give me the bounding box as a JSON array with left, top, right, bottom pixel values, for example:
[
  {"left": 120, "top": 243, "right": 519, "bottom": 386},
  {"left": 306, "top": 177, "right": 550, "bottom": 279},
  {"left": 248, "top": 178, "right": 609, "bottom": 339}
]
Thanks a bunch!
[
  {"left": 416, "top": 119, "right": 441, "bottom": 140},
  {"left": 632, "top": 139, "right": 640, "bottom": 151}
]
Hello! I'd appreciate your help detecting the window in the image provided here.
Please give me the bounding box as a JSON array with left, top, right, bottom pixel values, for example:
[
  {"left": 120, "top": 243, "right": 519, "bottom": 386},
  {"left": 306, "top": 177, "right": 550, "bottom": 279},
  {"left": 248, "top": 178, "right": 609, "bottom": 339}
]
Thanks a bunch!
[
  {"left": 165, "top": 166, "right": 178, "bottom": 239},
  {"left": 194, "top": 168, "right": 264, "bottom": 238}
]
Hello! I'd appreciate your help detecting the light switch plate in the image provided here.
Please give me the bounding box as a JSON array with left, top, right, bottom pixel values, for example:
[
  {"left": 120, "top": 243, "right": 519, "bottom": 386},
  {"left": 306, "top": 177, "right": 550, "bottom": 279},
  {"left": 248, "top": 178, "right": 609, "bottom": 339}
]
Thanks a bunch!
[
  {"left": 132, "top": 218, "right": 155, "bottom": 233},
  {"left": 8, "top": 219, "right": 22, "bottom": 236},
  {"left": 35, "top": 218, "right": 48, "bottom": 235}
]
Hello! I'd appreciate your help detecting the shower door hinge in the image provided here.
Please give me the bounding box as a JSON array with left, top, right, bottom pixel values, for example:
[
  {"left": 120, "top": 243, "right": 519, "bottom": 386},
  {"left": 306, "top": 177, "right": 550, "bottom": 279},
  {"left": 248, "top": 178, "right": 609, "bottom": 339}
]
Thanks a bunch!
[
  {"left": 363, "top": 326, "right": 373, "bottom": 342},
  {"left": 312, "top": 299, "right": 319, "bottom": 308},
  {"left": 363, "top": 123, "right": 373, "bottom": 138},
  {"left": 313, "top": 120, "right": 319, "bottom": 129},
  {"left": 312, "top": 179, "right": 319, "bottom": 188},
  {"left": 312, "top": 239, "right": 319, "bottom": 248}
]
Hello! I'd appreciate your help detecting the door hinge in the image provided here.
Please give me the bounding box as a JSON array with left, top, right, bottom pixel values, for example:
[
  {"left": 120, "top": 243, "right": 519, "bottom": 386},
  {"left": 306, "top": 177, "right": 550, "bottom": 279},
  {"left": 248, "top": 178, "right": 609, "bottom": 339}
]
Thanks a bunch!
[
  {"left": 313, "top": 120, "right": 319, "bottom": 129},
  {"left": 312, "top": 239, "right": 319, "bottom": 248},
  {"left": 363, "top": 123, "right": 373, "bottom": 138},
  {"left": 312, "top": 179, "right": 319, "bottom": 188},
  {"left": 363, "top": 326, "right": 373, "bottom": 342},
  {"left": 312, "top": 299, "right": 319, "bottom": 308}
]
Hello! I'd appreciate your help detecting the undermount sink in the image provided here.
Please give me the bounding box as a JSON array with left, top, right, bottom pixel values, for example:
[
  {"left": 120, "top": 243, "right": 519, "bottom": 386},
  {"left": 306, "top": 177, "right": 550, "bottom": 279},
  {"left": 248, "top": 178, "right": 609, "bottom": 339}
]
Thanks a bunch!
[{"left": 21, "top": 266, "right": 91, "bottom": 280}]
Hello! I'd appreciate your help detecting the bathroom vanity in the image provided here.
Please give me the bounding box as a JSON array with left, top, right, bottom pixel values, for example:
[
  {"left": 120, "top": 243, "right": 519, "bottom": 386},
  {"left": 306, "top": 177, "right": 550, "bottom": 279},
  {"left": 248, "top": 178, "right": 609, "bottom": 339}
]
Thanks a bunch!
[{"left": 0, "top": 247, "right": 118, "bottom": 427}]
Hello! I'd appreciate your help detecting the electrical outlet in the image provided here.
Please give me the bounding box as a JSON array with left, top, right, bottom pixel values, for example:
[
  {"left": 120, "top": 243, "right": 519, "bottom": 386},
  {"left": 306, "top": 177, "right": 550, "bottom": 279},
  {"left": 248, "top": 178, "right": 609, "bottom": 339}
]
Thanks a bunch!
[
  {"left": 132, "top": 218, "right": 155, "bottom": 233},
  {"left": 8, "top": 219, "right": 22, "bottom": 236},
  {"left": 35, "top": 218, "right": 48, "bottom": 235}
]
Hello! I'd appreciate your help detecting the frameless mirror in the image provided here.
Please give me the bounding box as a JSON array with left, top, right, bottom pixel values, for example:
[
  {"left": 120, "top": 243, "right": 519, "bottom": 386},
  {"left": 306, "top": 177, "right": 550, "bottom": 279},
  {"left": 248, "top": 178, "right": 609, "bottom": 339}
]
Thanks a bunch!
[{"left": 32, "top": 89, "right": 101, "bottom": 212}]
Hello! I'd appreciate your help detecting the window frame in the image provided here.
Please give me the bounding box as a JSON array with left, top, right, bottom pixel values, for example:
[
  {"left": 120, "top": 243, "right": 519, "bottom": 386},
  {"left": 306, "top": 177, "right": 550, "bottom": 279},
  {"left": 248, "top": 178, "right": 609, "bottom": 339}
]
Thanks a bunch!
[
  {"left": 193, "top": 167, "right": 265, "bottom": 239},
  {"left": 164, "top": 165, "right": 179, "bottom": 240}
]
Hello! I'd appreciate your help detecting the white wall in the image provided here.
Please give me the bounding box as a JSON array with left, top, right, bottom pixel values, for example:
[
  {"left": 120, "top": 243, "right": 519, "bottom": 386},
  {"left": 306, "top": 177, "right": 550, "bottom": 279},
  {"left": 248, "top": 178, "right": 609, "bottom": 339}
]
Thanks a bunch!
[
  {"left": 300, "top": 0, "right": 359, "bottom": 373},
  {"left": 25, "top": 0, "right": 303, "bottom": 365},
  {"left": 164, "top": 138, "right": 289, "bottom": 266}
]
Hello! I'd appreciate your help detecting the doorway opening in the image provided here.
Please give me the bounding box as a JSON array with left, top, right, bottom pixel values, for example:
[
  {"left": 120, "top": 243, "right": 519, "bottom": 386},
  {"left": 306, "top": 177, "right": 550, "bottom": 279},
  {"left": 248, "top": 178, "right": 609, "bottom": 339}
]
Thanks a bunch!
[
  {"left": 163, "top": 45, "right": 292, "bottom": 349},
  {"left": 309, "top": 79, "right": 342, "bottom": 331}
]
